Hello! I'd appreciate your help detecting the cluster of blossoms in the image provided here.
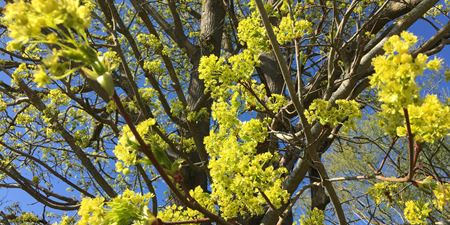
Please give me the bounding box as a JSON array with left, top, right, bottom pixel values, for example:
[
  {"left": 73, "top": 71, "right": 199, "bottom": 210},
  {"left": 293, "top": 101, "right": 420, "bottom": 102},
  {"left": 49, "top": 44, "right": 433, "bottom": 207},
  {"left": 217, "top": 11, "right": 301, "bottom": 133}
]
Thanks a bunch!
[
  {"left": 3, "top": 0, "right": 92, "bottom": 47},
  {"left": 3, "top": 0, "right": 118, "bottom": 96},
  {"left": 0, "top": 97, "right": 7, "bottom": 112},
  {"left": 156, "top": 95, "right": 290, "bottom": 220},
  {"left": 370, "top": 31, "right": 449, "bottom": 143},
  {"left": 433, "top": 183, "right": 450, "bottom": 211},
  {"left": 179, "top": 2, "right": 320, "bottom": 219},
  {"left": 137, "top": 33, "right": 162, "bottom": 52},
  {"left": 396, "top": 95, "right": 450, "bottom": 142},
  {"left": 143, "top": 60, "right": 164, "bottom": 75},
  {"left": 46, "top": 89, "right": 71, "bottom": 106},
  {"left": 403, "top": 200, "right": 432, "bottom": 225},
  {"left": 198, "top": 51, "right": 261, "bottom": 99},
  {"left": 199, "top": 1, "right": 311, "bottom": 95},
  {"left": 304, "top": 99, "right": 361, "bottom": 128},
  {"left": 275, "top": 16, "right": 312, "bottom": 44},
  {"left": 199, "top": 9, "right": 309, "bottom": 110},
  {"left": 299, "top": 208, "right": 325, "bottom": 225},
  {"left": 77, "top": 189, "right": 155, "bottom": 225},
  {"left": 158, "top": 186, "right": 215, "bottom": 224},
  {"left": 204, "top": 93, "right": 289, "bottom": 218},
  {"left": 367, "top": 182, "right": 399, "bottom": 205},
  {"left": 114, "top": 118, "right": 174, "bottom": 175}
]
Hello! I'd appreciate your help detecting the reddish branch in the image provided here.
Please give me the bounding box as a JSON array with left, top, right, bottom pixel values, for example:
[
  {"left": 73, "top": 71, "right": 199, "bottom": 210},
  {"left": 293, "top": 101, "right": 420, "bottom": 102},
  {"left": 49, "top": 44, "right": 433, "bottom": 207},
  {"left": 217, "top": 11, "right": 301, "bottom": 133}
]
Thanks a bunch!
[
  {"left": 376, "top": 136, "right": 398, "bottom": 173},
  {"left": 403, "top": 108, "right": 416, "bottom": 181}
]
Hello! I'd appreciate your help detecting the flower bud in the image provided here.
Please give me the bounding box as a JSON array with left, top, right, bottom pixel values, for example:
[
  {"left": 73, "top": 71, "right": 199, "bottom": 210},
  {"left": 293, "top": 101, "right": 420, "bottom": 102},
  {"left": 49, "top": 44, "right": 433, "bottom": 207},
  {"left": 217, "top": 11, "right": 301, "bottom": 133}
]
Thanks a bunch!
[{"left": 96, "top": 72, "right": 114, "bottom": 97}]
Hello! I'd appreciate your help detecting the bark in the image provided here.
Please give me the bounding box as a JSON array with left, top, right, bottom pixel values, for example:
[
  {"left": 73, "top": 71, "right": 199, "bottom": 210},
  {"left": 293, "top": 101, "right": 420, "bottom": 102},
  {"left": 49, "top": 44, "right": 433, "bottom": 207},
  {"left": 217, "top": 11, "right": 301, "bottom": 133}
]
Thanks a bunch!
[
  {"left": 183, "top": 0, "right": 226, "bottom": 191},
  {"left": 309, "top": 166, "right": 330, "bottom": 210}
]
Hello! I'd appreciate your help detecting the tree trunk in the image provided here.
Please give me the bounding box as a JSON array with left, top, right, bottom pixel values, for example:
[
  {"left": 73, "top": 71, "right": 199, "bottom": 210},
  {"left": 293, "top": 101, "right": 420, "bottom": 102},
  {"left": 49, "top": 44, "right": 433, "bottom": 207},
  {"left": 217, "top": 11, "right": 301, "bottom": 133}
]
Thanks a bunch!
[
  {"left": 309, "top": 165, "right": 330, "bottom": 210},
  {"left": 183, "top": 0, "right": 226, "bottom": 191}
]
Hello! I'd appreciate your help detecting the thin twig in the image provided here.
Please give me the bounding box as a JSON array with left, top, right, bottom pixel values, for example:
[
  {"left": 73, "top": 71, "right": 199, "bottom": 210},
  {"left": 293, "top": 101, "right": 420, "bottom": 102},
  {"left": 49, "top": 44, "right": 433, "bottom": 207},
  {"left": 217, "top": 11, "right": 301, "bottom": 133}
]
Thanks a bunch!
[{"left": 162, "top": 218, "right": 210, "bottom": 225}]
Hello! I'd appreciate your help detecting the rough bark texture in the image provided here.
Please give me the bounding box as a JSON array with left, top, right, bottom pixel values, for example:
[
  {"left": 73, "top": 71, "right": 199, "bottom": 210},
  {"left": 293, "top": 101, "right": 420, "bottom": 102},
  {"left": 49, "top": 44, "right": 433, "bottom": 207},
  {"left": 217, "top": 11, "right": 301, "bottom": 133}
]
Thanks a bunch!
[
  {"left": 309, "top": 166, "right": 330, "bottom": 210},
  {"left": 183, "top": 0, "right": 226, "bottom": 191}
]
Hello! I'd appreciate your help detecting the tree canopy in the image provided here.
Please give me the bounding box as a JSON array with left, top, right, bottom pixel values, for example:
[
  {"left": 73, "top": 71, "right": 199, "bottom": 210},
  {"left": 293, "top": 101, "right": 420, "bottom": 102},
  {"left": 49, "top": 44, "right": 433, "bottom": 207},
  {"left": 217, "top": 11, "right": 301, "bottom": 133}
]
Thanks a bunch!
[{"left": 0, "top": 0, "right": 449, "bottom": 224}]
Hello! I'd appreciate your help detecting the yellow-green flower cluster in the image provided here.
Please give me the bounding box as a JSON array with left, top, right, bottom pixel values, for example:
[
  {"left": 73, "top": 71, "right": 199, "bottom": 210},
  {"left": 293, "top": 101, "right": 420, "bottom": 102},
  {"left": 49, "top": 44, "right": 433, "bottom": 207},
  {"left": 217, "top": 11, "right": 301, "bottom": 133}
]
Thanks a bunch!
[
  {"left": 239, "top": 119, "right": 268, "bottom": 142},
  {"left": 139, "top": 88, "right": 158, "bottom": 106},
  {"left": 54, "top": 216, "right": 75, "bottom": 225},
  {"left": 275, "top": 16, "right": 312, "bottom": 44},
  {"left": 199, "top": 55, "right": 287, "bottom": 114},
  {"left": 186, "top": 107, "right": 209, "bottom": 123},
  {"left": 198, "top": 50, "right": 259, "bottom": 98},
  {"left": 104, "top": 190, "right": 154, "bottom": 225},
  {"left": 143, "top": 60, "right": 164, "bottom": 74},
  {"left": 204, "top": 94, "right": 288, "bottom": 218},
  {"left": 199, "top": 12, "right": 270, "bottom": 98},
  {"left": 210, "top": 94, "right": 241, "bottom": 131},
  {"left": 241, "top": 81, "right": 287, "bottom": 113},
  {"left": 370, "top": 32, "right": 449, "bottom": 143},
  {"left": 3, "top": 0, "right": 119, "bottom": 96},
  {"left": 47, "top": 89, "right": 70, "bottom": 106},
  {"left": 396, "top": 95, "right": 450, "bottom": 143},
  {"left": 267, "top": 94, "right": 288, "bottom": 113},
  {"left": 403, "top": 200, "right": 431, "bottom": 225},
  {"left": 304, "top": 99, "right": 361, "bottom": 127},
  {"left": 158, "top": 186, "right": 215, "bottom": 224},
  {"left": 371, "top": 32, "right": 437, "bottom": 107},
  {"left": 114, "top": 118, "right": 173, "bottom": 175},
  {"left": 433, "top": 183, "right": 450, "bottom": 210},
  {"left": 0, "top": 98, "right": 7, "bottom": 112},
  {"left": 114, "top": 118, "right": 156, "bottom": 173},
  {"left": 10, "top": 212, "right": 40, "bottom": 224},
  {"left": 158, "top": 205, "right": 202, "bottom": 225},
  {"left": 137, "top": 33, "right": 162, "bottom": 51},
  {"left": 237, "top": 15, "right": 270, "bottom": 52},
  {"left": 11, "top": 63, "right": 32, "bottom": 84},
  {"left": 3, "top": 0, "right": 91, "bottom": 46},
  {"left": 77, "top": 197, "right": 106, "bottom": 225},
  {"left": 367, "top": 182, "right": 399, "bottom": 204},
  {"left": 33, "top": 67, "right": 51, "bottom": 87},
  {"left": 77, "top": 189, "right": 154, "bottom": 225},
  {"left": 198, "top": 55, "right": 231, "bottom": 98},
  {"left": 299, "top": 208, "right": 324, "bottom": 225}
]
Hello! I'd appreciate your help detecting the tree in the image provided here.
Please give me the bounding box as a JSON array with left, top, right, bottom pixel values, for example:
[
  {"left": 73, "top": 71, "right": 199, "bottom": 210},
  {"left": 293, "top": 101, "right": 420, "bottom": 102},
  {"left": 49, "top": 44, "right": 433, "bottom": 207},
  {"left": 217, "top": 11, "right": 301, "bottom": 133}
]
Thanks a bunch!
[{"left": 0, "top": 0, "right": 449, "bottom": 224}]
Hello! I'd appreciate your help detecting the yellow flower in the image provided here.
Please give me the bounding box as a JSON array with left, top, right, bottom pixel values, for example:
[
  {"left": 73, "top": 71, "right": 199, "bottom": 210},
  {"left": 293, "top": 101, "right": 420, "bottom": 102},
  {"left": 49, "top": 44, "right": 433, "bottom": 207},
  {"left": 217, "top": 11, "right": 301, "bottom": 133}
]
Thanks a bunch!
[
  {"left": 0, "top": 99, "right": 7, "bottom": 112},
  {"left": 77, "top": 197, "right": 105, "bottom": 225},
  {"left": 113, "top": 118, "right": 160, "bottom": 173},
  {"left": 275, "top": 16, "right": 312, "bottom": 44},
  {"left": 370, "top": 32, "right": 450, "bottom": 142},
  {"left": 401, "top": 31, "right": 418, "bottom": 46},
  {"left": 304, "top": 99, "right": 361, "bottom": 128},
  {"left": 368, "top": 182, "right": 399, "bottom": 204},
  {"left": 426, "top": 57, "right": 442, "bottom": 71},
  {"left": 76, "top": 190, "right": 154, "bottom": 225},
  {"left": 300, "top": 208, "right": 324, "bottom": 225},
  {"left": 204, "top": 95, "right": 289, "bottom": 218},
  {"left": 33, "top": 67, "right": 51, "bottom": 87},
  {"left": 433, "top": 183, "right": 450, "bottom": 210},
  {"left": 404, "top": 200, "right": 431, "bottom": 225},
  {"left": 399, "top": 95, "right": 450, "bottom": 143}
]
